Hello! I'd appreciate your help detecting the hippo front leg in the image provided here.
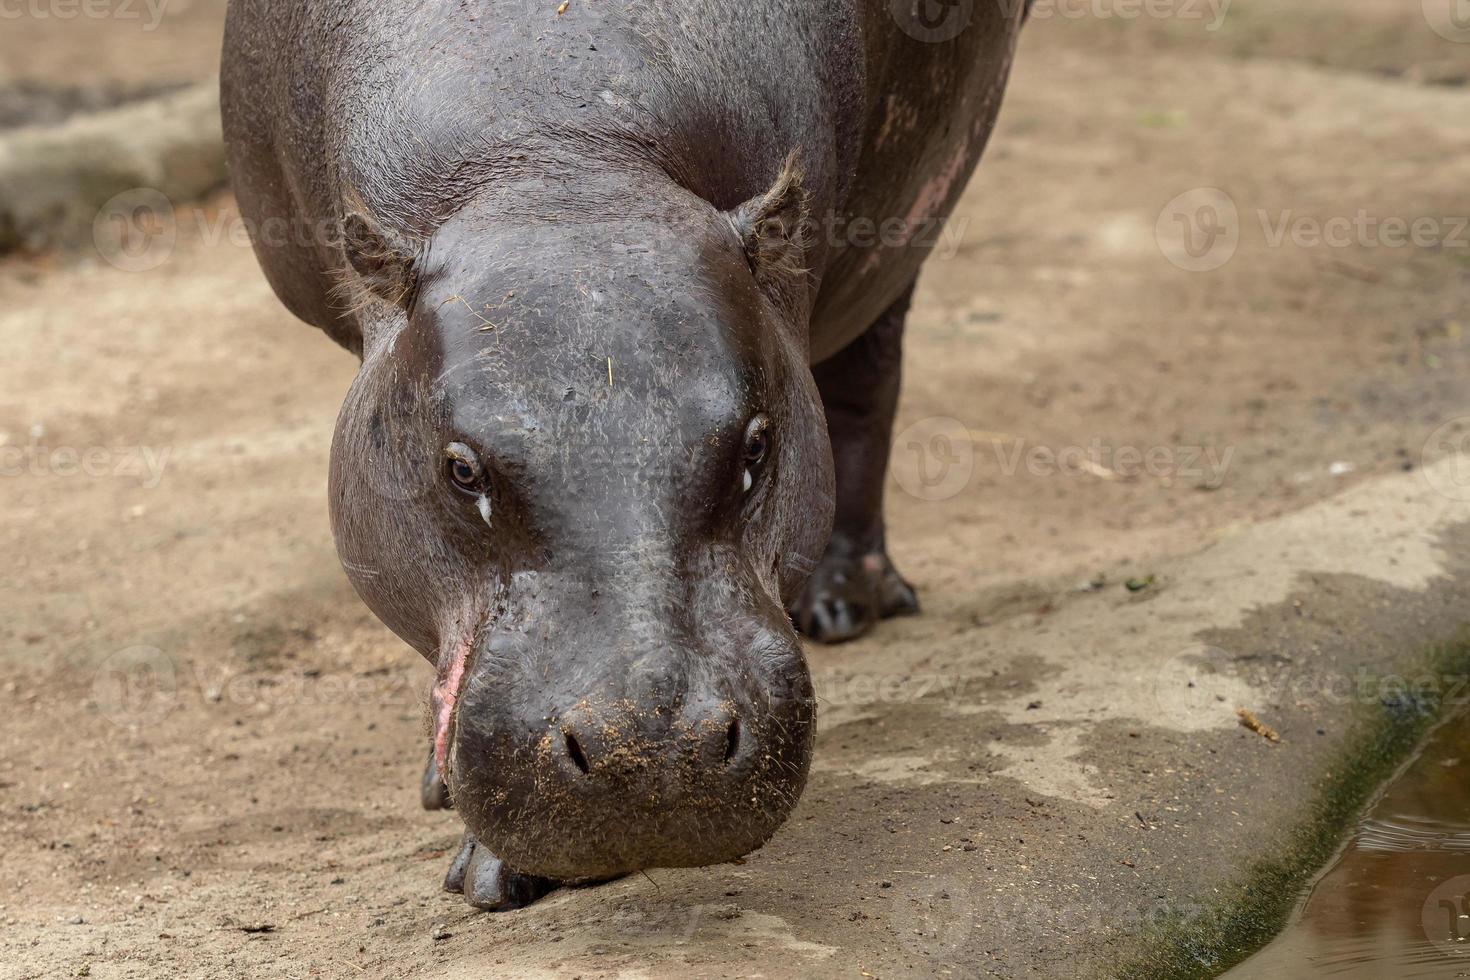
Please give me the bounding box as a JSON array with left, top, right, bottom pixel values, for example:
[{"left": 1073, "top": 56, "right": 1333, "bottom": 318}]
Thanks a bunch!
[
  {"left": 421, "top": 745, "right": 454, "bottom": 811},
  {"left": 443, "top": 831, "right": 561, "bottom": 911},
  {"left": 790, "top": 284, "right": 921, "bottom": 643},
  {"left": 422, "top": 750, "right": 562, "bottom": 909}
]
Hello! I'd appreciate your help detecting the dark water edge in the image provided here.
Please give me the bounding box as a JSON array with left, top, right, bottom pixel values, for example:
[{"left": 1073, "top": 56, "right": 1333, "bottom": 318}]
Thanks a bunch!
[
  {"left": 1223, "top": 711, "right": 1470, "bottom": 979},
  {"left": 1116, "top": 640, "right": 1470, "bottom": 980}
]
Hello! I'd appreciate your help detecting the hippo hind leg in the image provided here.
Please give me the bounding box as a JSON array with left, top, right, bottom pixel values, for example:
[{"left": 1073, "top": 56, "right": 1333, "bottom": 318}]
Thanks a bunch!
[
  {"left": 790, "top": 284, "right": 920, "bottom": 644},
  {"left": 421, "top": 748, "right": 561, "bottom": 909}
]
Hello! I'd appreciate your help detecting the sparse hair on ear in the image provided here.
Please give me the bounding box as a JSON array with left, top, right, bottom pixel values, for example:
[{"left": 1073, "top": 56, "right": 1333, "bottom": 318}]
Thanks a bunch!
[
  {"left": 337, "top": 196, "right": 420, "bottom": 310},
  {"left": 729, "top": 151, "right": 813, "bottom": 305}
]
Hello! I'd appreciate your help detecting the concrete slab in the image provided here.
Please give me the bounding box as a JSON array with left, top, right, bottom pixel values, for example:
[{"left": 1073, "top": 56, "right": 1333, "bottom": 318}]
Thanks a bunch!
[{"left": 404, "top": 459, "right": 1470, "bottom": 979}]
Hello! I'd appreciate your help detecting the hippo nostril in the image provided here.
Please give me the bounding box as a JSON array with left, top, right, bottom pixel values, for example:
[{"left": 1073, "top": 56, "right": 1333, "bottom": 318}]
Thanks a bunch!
[
  {"left": 722, "top": 717, "right": 742, "bottom": 765},
  {"left": 564, "top": 731, "right": 591, "bottom": 775}
]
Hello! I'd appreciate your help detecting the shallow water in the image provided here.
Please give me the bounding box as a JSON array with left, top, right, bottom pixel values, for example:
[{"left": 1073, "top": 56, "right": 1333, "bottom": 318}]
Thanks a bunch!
[{"left": 1225, "top": 715, "right": 1470, "bottom": 979}]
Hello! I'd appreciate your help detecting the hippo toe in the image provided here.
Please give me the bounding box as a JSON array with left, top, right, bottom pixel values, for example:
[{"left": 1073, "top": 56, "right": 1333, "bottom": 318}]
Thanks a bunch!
[
  {"left": 443, "top": 832, "right": 560, "bottom": 912},
  {"left": 789, "top": 547, "right": 919, "bottom": 644}
]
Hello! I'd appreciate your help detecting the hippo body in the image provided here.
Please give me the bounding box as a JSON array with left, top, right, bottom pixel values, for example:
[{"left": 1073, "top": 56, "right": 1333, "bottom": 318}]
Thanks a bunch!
[{"left": 223, "top": 0, "right": 1024, "bottom": 908}]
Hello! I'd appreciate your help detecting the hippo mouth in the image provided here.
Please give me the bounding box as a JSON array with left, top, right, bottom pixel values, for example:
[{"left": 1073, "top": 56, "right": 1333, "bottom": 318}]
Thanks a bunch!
[
  {"left": 430, "top": 612, "right": 820, "bottom": 881},
  {"left": 430, "top": 636, "right": 475, "bottom": 780}
]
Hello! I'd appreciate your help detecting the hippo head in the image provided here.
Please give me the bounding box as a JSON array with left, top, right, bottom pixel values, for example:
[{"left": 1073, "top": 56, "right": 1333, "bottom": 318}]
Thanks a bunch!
[{"left": 327, "top": 162, "right": 834, "bottom": 881}]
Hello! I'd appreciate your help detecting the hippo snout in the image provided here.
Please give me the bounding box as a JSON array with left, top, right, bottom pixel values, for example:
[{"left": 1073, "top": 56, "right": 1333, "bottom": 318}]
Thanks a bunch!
[
  {"left": 445, "top": 641, "right": 816, "bottom": 882},
  {"left": 555, "top": 700, "right": 747, "bottom": 778}
]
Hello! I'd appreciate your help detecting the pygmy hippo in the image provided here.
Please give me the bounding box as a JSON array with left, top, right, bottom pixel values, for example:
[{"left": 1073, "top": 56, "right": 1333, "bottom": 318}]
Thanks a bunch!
[{"left": 222, "top": 0, "right": 1025, "bottom": 909}]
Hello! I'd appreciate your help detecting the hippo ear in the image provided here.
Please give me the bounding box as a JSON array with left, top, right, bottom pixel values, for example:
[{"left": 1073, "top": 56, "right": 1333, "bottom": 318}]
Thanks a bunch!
[
  {"left": 340, "top": 209, "right": 419, "bottom": 308},
  {"left": 729, "top": 152, "right": 812, "bottom": 308}
]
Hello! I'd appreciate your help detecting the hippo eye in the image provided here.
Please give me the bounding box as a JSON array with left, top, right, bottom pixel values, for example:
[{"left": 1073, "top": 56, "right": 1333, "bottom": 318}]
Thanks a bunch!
[
  {"left": 443, "top": 443, "right": 485, "bottom": 494},
  {"left": 741, "top": 416, "right": 772, "bottom": 494},
  {"left": 744, "top": 429, "right": 770, "bottom": 468}
]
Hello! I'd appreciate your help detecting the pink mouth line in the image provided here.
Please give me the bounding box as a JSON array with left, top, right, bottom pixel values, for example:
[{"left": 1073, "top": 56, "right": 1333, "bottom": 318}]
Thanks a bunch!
[{"left": 431, "top": 637, "right": 473, "bottom": 780}]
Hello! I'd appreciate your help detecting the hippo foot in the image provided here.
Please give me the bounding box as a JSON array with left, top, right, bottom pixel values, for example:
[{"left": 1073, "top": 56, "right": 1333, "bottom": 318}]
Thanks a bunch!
[
  {"left": 789, "top": 546, "right": 918, "bottom": 643},
  {"left": 421, "top": 747, "right": 453, "bottom": 811},
  {"left": 443, "top": 832, "right": 560, "bottom": 911}
]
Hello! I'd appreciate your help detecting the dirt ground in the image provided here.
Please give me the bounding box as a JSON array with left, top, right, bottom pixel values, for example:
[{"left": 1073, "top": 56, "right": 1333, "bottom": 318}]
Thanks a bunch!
[{"left": 4, "top": 3, "right": 1470, "bottom": 979}]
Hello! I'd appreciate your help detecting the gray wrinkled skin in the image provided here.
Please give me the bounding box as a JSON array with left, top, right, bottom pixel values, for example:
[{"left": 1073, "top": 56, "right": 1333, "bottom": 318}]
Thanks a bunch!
[{"left": 222, "top": 0, "right": 1024, "bottom": 905}]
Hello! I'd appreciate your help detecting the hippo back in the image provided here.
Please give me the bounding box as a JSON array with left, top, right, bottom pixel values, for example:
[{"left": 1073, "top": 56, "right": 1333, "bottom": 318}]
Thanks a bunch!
[{"left": 221, "top": 0, "right": 1024, "bottom": 362}]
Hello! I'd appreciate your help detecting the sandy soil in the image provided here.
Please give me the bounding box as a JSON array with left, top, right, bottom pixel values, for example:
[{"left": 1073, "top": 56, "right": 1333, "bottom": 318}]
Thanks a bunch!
[
  {"left": 3, "top": 3, "right": 1470, "bottom": 978},
  {"left": 0, "top": 0, "right": 227, "bottom": 92}
]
